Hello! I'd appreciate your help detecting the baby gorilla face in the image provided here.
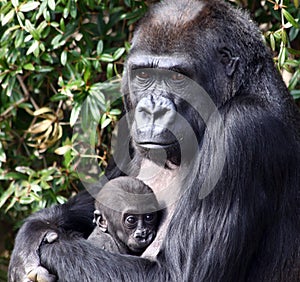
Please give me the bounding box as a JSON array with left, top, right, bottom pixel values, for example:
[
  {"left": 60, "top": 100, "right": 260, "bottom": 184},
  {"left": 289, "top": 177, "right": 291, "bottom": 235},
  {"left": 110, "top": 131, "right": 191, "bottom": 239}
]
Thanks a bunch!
[{"left": 116, "top": 212, "right": 158, "bottom": 254}]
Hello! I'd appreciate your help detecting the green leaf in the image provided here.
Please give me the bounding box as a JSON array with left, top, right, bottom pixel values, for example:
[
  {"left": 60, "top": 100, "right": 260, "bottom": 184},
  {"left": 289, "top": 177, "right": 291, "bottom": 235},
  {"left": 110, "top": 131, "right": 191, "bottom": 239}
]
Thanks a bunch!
[
  {"left": 48, "top": 0, "right": 56, "bottom": 10},
  {"left": 281, "top": 29, "right": 287, "bottom": 45},
  {"left": 291, "top": 89, "right": 300, "bottom": 99},
  {"left": 99, "top": 54, "right": 114, "bottom": 62},
  {"left": 25, "top": 19, "right": 40, "bottom": 40},
  {"left": 36, "top": 0, "right": 47, "bottom": 19},
  {"left": 97, "top": 40, "right": 104, "bottom": 56},
  {"left": 109, "top": 109, "right": 121, "bottom": 115},
  {"left": 294, "top": 0, "right": 299, "bottom": 8},
  {"left": 106, "top": 63, "right": 113, "bottom": 79},
  {"left": 70, "top": 103, "right": 81, "bottom": 127},
  {"left": 0, "top": 182, "right": 15, "bottom": 209},
  {"left": 289, "top": 27, "right": 299, "bottom": 42},
  {"left": 61, "top": 50, "right": 68, "bottom": 66},
  {"left": 113, "top": 47, "right": 125, "bottom": 60},
  {"left": 19, "top": 1, "right": 40, "bottom": 12},
  {"left": 278, "top": 46, "right": 287, "bottom": 67},
  {"left": 63, "top": 7, "right": 69, "bottom": 18},
  {"left": 2, "top": 9, "right": 15, "bottom": 26},
  {"left": 288, "top": 69, "right": 300, "bottom": 90},
  {"left": 70, "top": 0, "right": 77, "bottom": 18},
  {"left": 282, "top": 9, "right": 299, "bottom": 28},
  {"left": 56, "top": 195, "right": 67, "bottom": 204},
  {"left": 35, "top": 65, "right": 54, "bottom": 72},
  {"left": 27, "top": 40, "right": 39, "bottom": 55},
  {"left": 269, "top": 33, "right": 275, "bottom": 51},
  {"left": 11, "top": 0, "right": 19, "bottom": 8},
  {"left": 0, "top": 142, "right": 6, "bottom": 163},
  {"left": 15, "top": 30, "right": 24, "bottom": 48},
  {"left": 15, "top": 166, "right": 35, "bottom": 175},
  {"left": 101, "top": 117, "right": 111, "bottom": 129},
  {"left": 87, "top": 95, "right": 101, "bottom": 122},
  {"left": 24, "top": 63, "right": 35, "bottom": 71},
  {"left": 20, "top": 196, "right": 35, "bottom": 205}
]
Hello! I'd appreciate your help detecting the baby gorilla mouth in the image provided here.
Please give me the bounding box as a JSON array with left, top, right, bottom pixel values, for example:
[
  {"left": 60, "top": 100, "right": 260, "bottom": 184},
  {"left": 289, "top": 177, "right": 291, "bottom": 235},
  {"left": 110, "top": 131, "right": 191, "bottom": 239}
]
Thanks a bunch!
[{"left": 132, "top": 232, "right": 155, "bottom": 249}]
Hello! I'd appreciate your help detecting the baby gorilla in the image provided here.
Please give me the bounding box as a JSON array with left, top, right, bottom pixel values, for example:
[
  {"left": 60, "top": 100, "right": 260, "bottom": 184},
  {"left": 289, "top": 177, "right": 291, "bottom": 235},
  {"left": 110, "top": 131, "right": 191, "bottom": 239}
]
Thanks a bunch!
[{"left": 88, "top": 176, "right": 160, "bottom": 255}]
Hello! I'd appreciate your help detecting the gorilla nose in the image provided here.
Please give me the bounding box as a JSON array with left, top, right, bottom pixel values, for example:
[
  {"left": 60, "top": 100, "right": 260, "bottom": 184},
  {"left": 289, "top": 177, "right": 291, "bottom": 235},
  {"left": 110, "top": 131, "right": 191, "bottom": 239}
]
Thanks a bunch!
[
  {"left": 135, "top": 96, "right": 176, "bottom": 128},
  {"left": 134, "top": 229, "right": 147, "bottom": 239}
]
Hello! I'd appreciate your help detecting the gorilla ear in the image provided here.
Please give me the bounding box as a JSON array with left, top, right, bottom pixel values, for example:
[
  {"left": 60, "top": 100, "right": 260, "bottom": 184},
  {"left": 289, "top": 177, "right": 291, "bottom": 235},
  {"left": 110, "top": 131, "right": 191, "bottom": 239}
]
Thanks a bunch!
[
  {"left": 219, "top": 48, "right": 239, "bottom": 77},
  {"left": 94, "top": 210, "right": 108, "bottom": 232},
  {"left": 99, "top": 218, "right": 108, "bottom": 233}
]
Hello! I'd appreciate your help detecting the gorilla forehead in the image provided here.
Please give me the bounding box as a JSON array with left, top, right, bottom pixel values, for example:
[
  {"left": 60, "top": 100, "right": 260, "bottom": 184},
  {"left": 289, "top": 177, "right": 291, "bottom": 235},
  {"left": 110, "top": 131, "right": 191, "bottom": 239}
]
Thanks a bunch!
[
  {"left": 131, "top": 0, "right": 211, "bottom": 54},
  {"left": 151, "top": 0, "right": 205, "bottom": 25}
]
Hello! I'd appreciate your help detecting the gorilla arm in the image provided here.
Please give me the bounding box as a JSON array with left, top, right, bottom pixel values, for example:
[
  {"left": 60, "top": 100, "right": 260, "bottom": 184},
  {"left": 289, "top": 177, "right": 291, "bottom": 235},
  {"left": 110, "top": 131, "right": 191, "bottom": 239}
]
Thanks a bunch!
[
  {"left": 8, "top": 190, "right": 95, "bottom": 282},
  {"left": 39, "top": 233, "right": 154, "bottom": 282}
]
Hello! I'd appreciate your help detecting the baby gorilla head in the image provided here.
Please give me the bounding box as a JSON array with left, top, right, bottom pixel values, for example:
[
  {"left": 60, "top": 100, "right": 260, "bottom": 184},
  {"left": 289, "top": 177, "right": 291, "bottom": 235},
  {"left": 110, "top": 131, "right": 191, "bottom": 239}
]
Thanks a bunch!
[{"left": 92, "top": 176, "right": 160, "bottom": 255}]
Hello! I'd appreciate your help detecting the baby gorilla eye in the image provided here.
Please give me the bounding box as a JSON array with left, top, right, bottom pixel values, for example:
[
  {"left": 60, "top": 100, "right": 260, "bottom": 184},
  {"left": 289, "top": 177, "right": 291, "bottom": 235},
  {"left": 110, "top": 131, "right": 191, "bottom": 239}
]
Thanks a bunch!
[
  {"left": 144, "top": 213, "right": 155, "bottom": 222},
  {"left": 125, "top": 215, "right": 138, "bottom": 225}
]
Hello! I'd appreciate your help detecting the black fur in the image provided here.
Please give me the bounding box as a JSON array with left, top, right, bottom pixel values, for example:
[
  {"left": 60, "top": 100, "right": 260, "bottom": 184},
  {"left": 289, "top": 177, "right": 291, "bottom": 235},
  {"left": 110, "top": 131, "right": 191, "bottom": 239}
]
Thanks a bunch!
[{"left": 9, "top": 1, "right": 300, "bottom": 281}]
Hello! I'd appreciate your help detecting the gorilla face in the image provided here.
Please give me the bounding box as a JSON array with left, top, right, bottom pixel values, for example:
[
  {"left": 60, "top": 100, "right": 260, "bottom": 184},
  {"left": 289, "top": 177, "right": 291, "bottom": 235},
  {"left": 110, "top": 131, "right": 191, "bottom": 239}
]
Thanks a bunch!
[
  {"left": 124, "top": 54, "right": 208, "bottom": 162},
  {"left": 123, "top": 50, "right": 235, "bottom": 164}
]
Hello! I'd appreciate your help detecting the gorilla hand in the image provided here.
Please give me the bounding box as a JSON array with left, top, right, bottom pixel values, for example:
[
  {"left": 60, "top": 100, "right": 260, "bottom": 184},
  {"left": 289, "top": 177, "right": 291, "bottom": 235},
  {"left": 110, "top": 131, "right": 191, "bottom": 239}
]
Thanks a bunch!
[
  {"left": 26, "top": 232, "right": 58, "bottom": 282},
  {"left": 8, "top": 215, "right": 58, "bottom": 282}
]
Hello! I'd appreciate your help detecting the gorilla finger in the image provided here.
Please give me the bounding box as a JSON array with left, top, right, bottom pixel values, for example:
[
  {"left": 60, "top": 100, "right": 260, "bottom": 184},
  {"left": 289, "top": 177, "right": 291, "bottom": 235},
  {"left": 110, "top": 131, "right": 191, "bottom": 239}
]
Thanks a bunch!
[
  {"left": 27, "top": 266, "right": 57, "bottom": 282},
  {"left": 43, "top": 231, "right": 58, "bottom": 244}
]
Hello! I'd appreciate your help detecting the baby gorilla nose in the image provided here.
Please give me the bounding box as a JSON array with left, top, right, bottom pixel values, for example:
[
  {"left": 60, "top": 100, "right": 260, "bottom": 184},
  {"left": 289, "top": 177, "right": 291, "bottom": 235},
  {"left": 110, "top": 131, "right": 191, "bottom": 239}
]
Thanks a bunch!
[{"left": 133, "top": 229, "right": 148, "bottom": 239}]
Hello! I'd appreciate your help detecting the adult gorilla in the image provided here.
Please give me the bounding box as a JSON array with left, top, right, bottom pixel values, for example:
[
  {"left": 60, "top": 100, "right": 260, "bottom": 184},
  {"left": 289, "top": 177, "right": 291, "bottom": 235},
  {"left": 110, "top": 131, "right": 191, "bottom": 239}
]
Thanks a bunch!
[{"left": 9, "top": 0, "right": 300, "bottom": 281}]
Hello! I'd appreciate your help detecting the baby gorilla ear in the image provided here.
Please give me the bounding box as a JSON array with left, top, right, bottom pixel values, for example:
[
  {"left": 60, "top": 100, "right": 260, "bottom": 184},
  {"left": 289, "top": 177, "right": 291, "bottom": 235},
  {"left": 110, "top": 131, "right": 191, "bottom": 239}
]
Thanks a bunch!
[{"left": 93, "top": 210, "right": 108, "bottom": 233}]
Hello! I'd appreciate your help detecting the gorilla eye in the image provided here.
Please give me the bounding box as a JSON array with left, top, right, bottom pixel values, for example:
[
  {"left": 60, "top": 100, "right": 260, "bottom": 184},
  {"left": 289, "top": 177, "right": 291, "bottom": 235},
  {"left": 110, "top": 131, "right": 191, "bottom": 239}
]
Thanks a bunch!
[
  {"left": 136, "top": 70, "right": 150, "bottom": 79},
  {"left": 125, "top": 215, "right": 137, "bottom": 225},
  {"left": 144, "top": 213, "right": 155, "bottom": 222},
  {"left": 171, "top": 72, "right": 185, "bottom": 81}
]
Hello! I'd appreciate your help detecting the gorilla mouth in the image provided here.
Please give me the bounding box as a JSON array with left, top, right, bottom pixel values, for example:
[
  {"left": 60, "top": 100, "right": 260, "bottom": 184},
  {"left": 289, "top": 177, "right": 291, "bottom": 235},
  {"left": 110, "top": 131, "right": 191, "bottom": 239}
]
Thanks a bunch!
[
  {"left": 136, "top": 141, "right": 179, "bottom": 149},
  {"left": 133, "top": 233, "right": 155, "bottom": 248}
]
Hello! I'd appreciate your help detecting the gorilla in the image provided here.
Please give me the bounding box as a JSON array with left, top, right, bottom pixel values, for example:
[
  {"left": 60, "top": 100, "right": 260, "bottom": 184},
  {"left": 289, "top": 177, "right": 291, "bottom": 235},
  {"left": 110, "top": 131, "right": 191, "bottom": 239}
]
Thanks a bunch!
[
  {"left": 88, "top": 177, "right": 160, "bottom": 255},
  {"left": 8, "top": 0, "right": 300, "bottom": 281}
]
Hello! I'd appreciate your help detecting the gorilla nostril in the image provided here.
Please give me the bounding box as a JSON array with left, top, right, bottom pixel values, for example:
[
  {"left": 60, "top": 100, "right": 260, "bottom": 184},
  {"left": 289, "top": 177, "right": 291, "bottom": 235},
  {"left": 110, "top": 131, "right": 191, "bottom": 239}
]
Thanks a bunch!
[
  {"left": 135, "top": 96, "right": 176, "bottom": 127},
  {"left": 138, "top": 106, "right": 152, "bottom": 115}
]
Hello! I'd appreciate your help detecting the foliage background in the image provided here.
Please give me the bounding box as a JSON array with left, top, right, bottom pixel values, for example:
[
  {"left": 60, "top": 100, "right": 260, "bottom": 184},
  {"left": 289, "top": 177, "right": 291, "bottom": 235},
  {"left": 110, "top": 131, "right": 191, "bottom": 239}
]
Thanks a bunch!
[{"left": 0, "top": 0, "right": 299, "bottom": 279}]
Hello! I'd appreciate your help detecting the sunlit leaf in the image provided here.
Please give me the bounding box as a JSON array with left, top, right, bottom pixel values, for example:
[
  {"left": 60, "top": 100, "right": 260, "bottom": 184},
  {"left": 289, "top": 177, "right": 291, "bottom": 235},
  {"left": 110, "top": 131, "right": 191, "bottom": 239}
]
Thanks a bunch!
[
  {"left": 33, "top": 107, "right": 53, "bottom": 116},
  {"left": 0, "top": 182, "right": 15, "bottom": 209},
  {"left": 24, "top": 63, "right": 35, "bottom": 71},
  {"left": 99, "top": 54, "right": 114, "bottom": 62},
  {"left": 11, "top": 0, "right": 19, "bottom": 8},
  {"left": 2, "top": 9, "right": 15, "bottom": 26},
  {"left": 70, "top": 103, "right": 81, "bottom": 127},
  {"left": 48, "top": 0, "right": 56, "bottom": 10},
  {"left": 28, "top": 120, "right": 53, "bottom": 134},
  {"left": 269, "top": 33, "right": 275, "bottom": 51},
  {"left": 101, "top": 117, "right": 111, "bottom": 129},
  {"left": 97, "top": 40, "right": 104, "bottom": 55},
  {"left": 55, "top": 145, "right": 72, "bottom": 155},
  {"left": 19, "top": 1, "right": 40, "bottom": 12},
  {"left": 61, "top": 50, "right": 68, "bottom": 66},
  {"left": 113, "top": 47, "right": 125, "bottom": 60},
  {"left": 282, "top": 9, "right": 299, "bottom": 28}
]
